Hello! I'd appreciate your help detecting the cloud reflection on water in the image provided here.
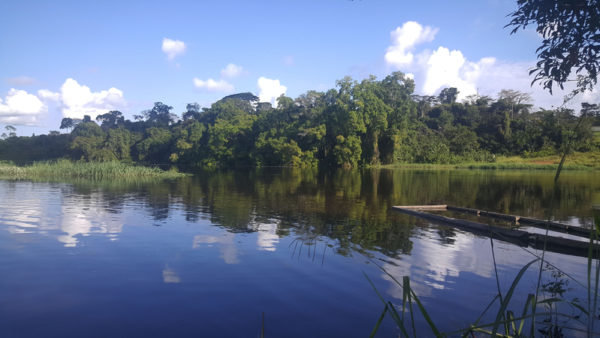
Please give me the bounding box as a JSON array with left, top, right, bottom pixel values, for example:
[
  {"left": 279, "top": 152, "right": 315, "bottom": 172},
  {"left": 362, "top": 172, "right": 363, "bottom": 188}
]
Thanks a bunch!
[
  {"left": 193, "top": 233, "right": 240, "bottom": 264},
  {"left": 249, "top": 221, "right": 279, "bottom": 252},
  {"left": 0, "top": 182, "right": 125, "bottom": 247},
  {"left": 380, "top": 227, "right": 495, "bottom": 298}
]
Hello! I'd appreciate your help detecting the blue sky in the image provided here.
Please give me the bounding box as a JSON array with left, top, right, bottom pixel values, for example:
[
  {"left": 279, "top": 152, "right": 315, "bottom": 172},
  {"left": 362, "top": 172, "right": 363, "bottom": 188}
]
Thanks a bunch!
[{"left": 1, "top": 0, "right": 598, "bottom": 136}]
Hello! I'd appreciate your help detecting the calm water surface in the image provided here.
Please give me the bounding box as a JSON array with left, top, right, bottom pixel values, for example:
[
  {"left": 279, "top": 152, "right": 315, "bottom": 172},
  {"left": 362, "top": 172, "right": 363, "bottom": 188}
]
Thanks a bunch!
[{"left": 1, "top": 169, "right": 599, "bottom": 337}]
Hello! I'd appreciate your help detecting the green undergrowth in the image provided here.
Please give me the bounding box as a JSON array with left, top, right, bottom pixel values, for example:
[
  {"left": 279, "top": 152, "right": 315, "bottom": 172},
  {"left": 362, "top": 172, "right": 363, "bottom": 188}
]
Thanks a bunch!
[
  {"left": 377, "top": 151, "right": 600, "bottom": 171},
  {"left": 379, "top": 162, "right": 595, "bottom": 171},
  {"left": 0, "top": 160, "right": 187, "bottom": 180}
]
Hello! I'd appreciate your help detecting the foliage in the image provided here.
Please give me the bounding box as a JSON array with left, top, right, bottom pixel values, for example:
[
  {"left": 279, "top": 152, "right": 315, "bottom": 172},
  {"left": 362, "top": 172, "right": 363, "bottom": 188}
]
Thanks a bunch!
[
  {"left": 0, "top": 72, "right": 597, "bottom": 169},
  {"left": 0, "top": 160, "right": 185, "bottom": 180},
  {"left": 507, "top": 0, "right": 600, "bottom": 97}
]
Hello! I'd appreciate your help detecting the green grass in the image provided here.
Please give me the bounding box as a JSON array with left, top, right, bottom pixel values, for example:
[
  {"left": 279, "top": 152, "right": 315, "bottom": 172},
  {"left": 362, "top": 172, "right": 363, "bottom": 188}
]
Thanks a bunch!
[
  {"left": 377, "top": 151, "right": 600, "bottom": 171},
  {"left": 0, "top": 160, "right": 187, "bottom": 180}
]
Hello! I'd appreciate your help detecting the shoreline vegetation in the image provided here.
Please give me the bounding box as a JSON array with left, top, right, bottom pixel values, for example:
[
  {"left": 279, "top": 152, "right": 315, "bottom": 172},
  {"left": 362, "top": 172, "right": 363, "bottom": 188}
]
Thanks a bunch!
[
  {"left": 377, "top": 151, "right": 600, "bottom": 171},
  {"left": 0, "top": 160, "right": 186, "bottom": 180},
  {"left": 0, "top": 150, "right": 598, "bottom": 182},
  {"left": 1, "top": 73, "right": 599, "bottom": 172}
]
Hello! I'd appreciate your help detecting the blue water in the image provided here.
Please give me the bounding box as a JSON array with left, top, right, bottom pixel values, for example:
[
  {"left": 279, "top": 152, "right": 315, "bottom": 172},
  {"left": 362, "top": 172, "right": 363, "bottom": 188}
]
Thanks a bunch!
[{"left": 0, "top": 169, "right": 598, "bottom": 337}]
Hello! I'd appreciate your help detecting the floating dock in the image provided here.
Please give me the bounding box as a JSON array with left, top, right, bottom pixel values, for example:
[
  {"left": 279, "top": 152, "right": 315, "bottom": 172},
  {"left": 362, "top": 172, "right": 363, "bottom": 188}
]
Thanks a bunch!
[{"left": 392, "top": 205, "right": 599, "bottom": 258}]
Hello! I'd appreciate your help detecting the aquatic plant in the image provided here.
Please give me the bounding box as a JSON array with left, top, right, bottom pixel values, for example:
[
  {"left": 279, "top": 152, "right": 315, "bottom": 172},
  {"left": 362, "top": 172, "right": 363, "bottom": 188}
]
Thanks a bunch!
[
  {"left": 367, "top": 208, "right": 600, "bottom": 337},
  {"left": 0, "top": 160, "right": 186, "bottom": 180}
]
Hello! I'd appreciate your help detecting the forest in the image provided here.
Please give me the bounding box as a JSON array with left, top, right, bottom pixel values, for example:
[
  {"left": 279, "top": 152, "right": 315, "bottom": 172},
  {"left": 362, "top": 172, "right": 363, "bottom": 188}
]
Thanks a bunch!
[{"left": 0, "top": 72, "right": 599, "bottom": 170}]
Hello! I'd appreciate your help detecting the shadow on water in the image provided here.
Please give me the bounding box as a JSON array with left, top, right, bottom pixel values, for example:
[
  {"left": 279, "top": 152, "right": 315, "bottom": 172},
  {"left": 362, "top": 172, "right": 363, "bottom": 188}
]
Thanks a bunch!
[{"left": 15, "top": 167, "right": 597, "bottom": 256}]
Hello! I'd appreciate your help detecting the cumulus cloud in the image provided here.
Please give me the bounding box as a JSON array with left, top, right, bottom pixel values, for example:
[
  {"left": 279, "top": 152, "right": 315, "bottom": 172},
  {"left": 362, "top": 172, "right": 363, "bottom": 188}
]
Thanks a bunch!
[
  {"left": 4, "top": 76, "right": 37, "bottom": 86},
  {"left": 193, "top": 78, "right": 234, "bottom": 92},
  {"left": 220, "top": 63, "right": 243, "bottom": 78},
  {"left": 385, "top": 21, "right": 437, "bottom": 68},
  {"left": 59, "top": 78, "right": 125, "bottom": 119},
  {"left": 257, "top": 77, "right": 287, "bottom": 107},
  {"left": 421, "top": 47, "right": 497, "bottom": 100},
  {"left": 38, "top": 89, "right": 60, "bottom": 101},
  {"left": 0, "top": 88, "right": 47, "bottom": 125},
  {"left": 383, "top": 21, "right": 600, "bottom": 108},
  {"left": 162, "top": 38, "right": 186, "bottom": 60},
  {"left": 0, "top": 79, "right": 126, "bottom": 124}
]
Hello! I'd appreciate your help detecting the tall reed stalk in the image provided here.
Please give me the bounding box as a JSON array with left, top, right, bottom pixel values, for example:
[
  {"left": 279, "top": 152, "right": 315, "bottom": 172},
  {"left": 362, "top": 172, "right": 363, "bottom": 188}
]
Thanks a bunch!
[
  {"left": 368, "top": 164, "right": 600, "bottom": 336},
  {"left": 0, "top": 160, "right": 185, "bottom": 180}
]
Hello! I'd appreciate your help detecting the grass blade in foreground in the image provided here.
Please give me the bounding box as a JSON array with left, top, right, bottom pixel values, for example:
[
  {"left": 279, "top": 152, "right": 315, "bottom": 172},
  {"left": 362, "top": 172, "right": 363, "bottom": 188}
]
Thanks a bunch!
[{"left": 491, "top": 258, "right": 540, "bottom": 337}]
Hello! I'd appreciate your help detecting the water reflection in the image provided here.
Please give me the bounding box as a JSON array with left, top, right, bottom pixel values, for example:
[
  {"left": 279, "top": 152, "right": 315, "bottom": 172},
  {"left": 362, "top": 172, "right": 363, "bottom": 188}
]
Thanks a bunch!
[
  {"left": 380, "top": 226, "right": 495, "bottom": 298},
  {"left": 1, "top": 169, "right": 599, "bottom": 254},
  {"left": 58, "top": 204, "right": 123, "bottom": 247},
  {"left": 249, "top": 221, "right": 279, "bottom": 252},
  {"left": 193, "top": 234, "right": 240, "bottom": 264},
  {"left": 0, "top": 169, "right": 599, "bottom": 336},
  {"left": 162, "top": 267, "right": 181, "bottom": 284},
  {"left": 0, "top": 182, "right": 125, "bottom": 246}
]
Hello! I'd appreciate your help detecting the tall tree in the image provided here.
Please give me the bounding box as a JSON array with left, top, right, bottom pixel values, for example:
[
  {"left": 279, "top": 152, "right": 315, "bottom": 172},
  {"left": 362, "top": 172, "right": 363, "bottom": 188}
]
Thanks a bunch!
[
  {"left": 438, "top": 87, "right": 459, "bottom": 104},
  {"left": 60, "top": 117, "right": 75, "bottom": 132},
  {"left": 142, "top": 102, "right": 177, "bottom": 127},
  {"left": 96, "top": 111, "right": 125, "bottom": 129}
]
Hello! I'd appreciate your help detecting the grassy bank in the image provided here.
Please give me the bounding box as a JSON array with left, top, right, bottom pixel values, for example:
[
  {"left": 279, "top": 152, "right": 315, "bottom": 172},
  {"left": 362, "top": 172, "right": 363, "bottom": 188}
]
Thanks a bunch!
[
  {"left": 378, "top": 151, "right": 600, "bottom": 170},
  {"left": 0, "top": 160, "right": 187, "bottom": 180}
]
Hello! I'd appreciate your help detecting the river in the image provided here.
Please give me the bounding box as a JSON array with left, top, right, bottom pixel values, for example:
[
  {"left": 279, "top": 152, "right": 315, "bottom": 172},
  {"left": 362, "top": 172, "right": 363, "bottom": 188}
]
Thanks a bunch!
[{"left": 1, "top": 168, "right": 599, "bottom": 337}]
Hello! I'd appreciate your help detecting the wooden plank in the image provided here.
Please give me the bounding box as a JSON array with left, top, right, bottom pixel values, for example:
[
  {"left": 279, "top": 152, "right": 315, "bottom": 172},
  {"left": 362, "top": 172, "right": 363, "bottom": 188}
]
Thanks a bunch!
[
  {"left": 518, "top": 217, "right": 592, "bottom": 238},
  {"left": 393, "top": 205, "right": 447, "bottom": 211},
  {"left": 447, "top": 206, "right": 519, "bottom": 222},
  {"left": 392, "top": 206, "right": 598, "bottom": 258},
  {"left": 446, "top": 205, "right": 593, "bottom": 238}
]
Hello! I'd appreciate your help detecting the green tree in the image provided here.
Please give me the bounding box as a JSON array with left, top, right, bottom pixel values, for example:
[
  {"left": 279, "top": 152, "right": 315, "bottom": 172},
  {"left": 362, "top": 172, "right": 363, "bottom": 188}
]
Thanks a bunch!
[
  {"left": 438, "top": 87, "right": 459, "bottom": 104},
  {"left": 96, "top": 111, "right": 125, "bottom": 129},
  {"left": 507, "top": 0, "right": 600, "bottom": 97},
  {"left": 70, "top": 121, "right": 113, "bottom": 161},
  {"left": 142, "top": 102, "right": 177, "bottom": 127},
  {"left": 1, "top": 125, "right": 16, "bottom": 139},
  {"left": 354, "top": 76, "right": 391, "bottom": 164},
  {"left": 60, "top": 117, "right": 77, "bottom": 132},
  {"left": 135, "top": 127, "right": 173, "bottom": 163}
]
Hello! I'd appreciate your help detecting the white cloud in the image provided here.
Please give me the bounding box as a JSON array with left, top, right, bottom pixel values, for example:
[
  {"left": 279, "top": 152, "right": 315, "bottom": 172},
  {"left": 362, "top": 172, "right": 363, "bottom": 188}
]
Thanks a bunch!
[
  {"left": 38, "top": 89, "right": 60, "bottom": 101},
  {"left": 162, "top": 38, "right": 186, "bottom": 60},
  {"left": 193, "top": 78, "right": 234, "bottom": 92},
  {"left": 383, "top": 21, "right": 600, "bottom": 108},
  {"left": 59, "top": 78, "right": 125, "bottom": 119},
  {"left": 475, "top": 60, "right": 600, "bottom": 109},
  {"left": 0, "top": 79, "right": 126, "bottom": 124},
  {"left": 257, "top": 77, "right": 287, "bottom": 107},
  {"left": 422, "top": 47, "right": 490, "bottom": 100},
  {"left": 220, "top": 63, "right": 243, "bottom": 78},
  {"left": 4, "top": 76, "right": 37, "bottom": 86},
  {"left": 385, "top": 21, "right": 438, "bottom": 68},
  {"left": 0, "top": 88, "right": 47, "bottom": 125},
  {"left": 162, "top": 268, "right": 181, "bottom": 283}
]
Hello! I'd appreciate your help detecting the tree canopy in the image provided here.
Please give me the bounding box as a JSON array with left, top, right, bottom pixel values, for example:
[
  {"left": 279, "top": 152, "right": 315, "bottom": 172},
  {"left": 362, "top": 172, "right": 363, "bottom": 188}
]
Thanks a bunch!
[{"left": 0, "top": 72, "right": 598, "bottom": 168}]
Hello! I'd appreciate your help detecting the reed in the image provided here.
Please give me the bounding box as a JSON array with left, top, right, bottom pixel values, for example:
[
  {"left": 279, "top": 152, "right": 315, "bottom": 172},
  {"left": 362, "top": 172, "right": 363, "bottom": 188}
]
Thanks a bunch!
[
  {"left": 367, "top": 210, "right": 600, "bottom": 337},
  {"left": 0, "top": 160, "right": 186, "bottom": 180}
]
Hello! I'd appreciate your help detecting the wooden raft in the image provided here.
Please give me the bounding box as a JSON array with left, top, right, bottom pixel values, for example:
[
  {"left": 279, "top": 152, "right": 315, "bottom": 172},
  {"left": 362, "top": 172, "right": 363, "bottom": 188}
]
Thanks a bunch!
[{"left": 392, "top": 205, "right": 599, "bottom": 258}]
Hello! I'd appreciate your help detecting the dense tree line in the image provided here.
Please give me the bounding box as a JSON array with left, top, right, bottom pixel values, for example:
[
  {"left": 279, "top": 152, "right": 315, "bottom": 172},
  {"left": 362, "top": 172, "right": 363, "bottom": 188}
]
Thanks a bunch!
[{"left": 1, "top": 72, "right": 598, "bottom": 168}]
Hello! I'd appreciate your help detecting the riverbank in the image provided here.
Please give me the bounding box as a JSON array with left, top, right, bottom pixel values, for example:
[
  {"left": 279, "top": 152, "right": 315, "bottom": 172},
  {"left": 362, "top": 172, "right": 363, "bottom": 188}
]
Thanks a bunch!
[
  {"left": 379, "top": 151, "right": 600, "bottom": 170},
  {"left": 0, "top": 160, "right": 187, "bottom": 180}
]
